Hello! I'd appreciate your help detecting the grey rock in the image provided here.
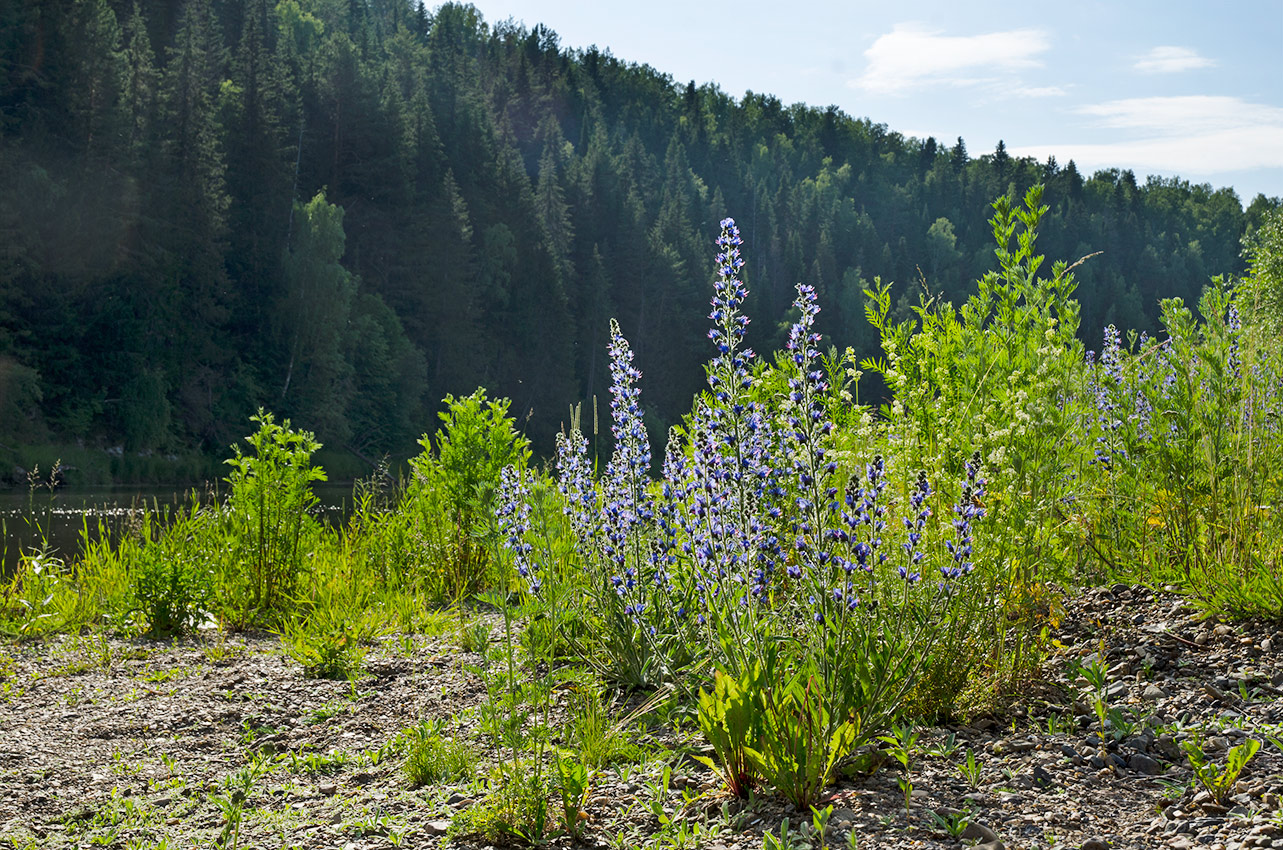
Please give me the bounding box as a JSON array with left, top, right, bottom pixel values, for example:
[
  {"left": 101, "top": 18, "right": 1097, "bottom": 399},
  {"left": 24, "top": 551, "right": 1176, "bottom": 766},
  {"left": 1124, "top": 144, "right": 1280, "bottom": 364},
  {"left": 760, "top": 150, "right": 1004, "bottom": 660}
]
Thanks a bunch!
[
  {"left": 1155, "top": 734, "right": 1183, "bottom": 760},
  {"left": 1106, "top": 681, "right": 1130, "bottom": 701},
  {"left": 1129, "top": 753, "right": 1162, "bottom": 775},
  {"left": 1080, "top": 839, "right": 1110, "bottom": 850},
  {"left": 962, "top": 821, "right": 1000, "bottom": 843},
  {"left": 1143, "top": 683, "right": 1167, "bottom": 700},
  {"left": 425, "top": 820, "right": 451, "bottom": 835}
]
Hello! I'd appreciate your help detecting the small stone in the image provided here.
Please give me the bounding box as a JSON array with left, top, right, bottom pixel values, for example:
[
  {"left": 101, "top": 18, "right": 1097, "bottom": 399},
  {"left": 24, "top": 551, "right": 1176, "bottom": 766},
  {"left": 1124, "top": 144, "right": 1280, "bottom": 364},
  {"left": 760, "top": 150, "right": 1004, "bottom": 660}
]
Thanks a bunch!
[
  {"left": 1129, "top": 753, "right": 1161, "bottom": 775},
  {"left": 425, "top": 820, "right": 451, "bottom": 835},
  {"left": 318, "top": 783, "right": 337, "bottom": 796},
  {"left": 962, "top": 822, "right": 1000, "bottom": 843},
  {"left": 1214, "top": 624, "right": 1232, "bottom": 636},
  {"left": 1144, "top": 684, "right": 1167, "bottom": 701},
  {"left": 1262, "top": 638, "right": 1273, "bottom": 652},
  {"left": 1106, "top": 682, "right": 1130, "bottom": 701},
  {"left": 1061, "top": 743, "right": 1079, "bottom": 758},
  {"left": 1081, "top": 839, "right": 1110, "bottom": 850}
]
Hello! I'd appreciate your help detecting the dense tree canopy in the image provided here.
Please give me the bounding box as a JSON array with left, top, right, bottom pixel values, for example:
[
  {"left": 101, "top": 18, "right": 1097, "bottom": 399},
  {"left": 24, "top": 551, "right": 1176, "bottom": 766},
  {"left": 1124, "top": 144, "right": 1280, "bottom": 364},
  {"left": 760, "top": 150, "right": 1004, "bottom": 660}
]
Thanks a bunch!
[{"left": 0, "top": 0, "right": 1276, "bottom": 472}]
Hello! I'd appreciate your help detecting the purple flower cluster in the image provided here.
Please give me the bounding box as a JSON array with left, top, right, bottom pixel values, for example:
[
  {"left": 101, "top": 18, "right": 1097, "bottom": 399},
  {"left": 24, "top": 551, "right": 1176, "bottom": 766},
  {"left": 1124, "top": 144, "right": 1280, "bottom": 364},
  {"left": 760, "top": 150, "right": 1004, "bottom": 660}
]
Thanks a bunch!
[
  {"left": 897, "top": 471, "right": 931, "bottom": 583},
  {"left": 943, "top": 452, "right": 986, "bottom": 581},
  {"left": 496, "top": 464, "right": 538, "bottom": 593},
  {"left": 1090, "top": 325, "right": 1126, "bottom": 469},
  {"left": 1227, "top": 302, "right": 1242, "bottom": 383},
  {"left": 672, "top": 218, "right": 786, "bottom": 615},
  {"left": 555, "top": 428, "right": 598, "bottom": 543},
  {"left": 600, "top": 320, "right": 654, "bottom": 617},
  {"left": 784, "top": 284, "right": 839, "bottom": 570}
]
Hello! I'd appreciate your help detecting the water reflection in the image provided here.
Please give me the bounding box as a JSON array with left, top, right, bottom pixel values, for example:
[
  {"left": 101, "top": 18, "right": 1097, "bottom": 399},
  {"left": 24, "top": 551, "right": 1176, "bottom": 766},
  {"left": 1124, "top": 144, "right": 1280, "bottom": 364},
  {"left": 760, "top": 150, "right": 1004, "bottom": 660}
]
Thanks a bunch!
[{"left": 0, "top": 484, "right": 356, "bottom": 577}]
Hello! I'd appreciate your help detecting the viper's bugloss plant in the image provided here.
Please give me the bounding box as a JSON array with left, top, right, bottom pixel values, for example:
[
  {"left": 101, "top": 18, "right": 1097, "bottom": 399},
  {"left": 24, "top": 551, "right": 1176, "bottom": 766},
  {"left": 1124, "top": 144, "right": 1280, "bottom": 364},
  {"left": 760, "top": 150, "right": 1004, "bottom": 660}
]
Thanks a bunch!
[
  {"left": 1079, "top": 276, "right": 1283, "bottom": 618},
  {"left": 521, "top": 215, "right": 997, "bottom": 805}
]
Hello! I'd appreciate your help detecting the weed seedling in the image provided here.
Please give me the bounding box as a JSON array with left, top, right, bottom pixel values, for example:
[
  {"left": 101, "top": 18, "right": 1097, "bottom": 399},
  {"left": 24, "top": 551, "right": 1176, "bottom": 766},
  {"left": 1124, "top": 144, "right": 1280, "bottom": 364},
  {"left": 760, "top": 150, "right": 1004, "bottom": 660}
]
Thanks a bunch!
[
  {"left": 957, "top": 748, "right": 983, "bottom": 789},
  {"left": 924, "top": 805, "right": 973, "bottom": 839},
  {"left": 1182, "top": 737, "right": 1261, "bottom": 804}
]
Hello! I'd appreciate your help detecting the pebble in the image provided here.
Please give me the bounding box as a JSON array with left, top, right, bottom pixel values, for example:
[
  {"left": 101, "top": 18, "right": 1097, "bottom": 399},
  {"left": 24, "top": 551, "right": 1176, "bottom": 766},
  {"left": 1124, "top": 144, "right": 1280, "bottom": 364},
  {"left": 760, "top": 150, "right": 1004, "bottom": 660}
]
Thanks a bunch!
[
  {"left": 1143, "top": 683, "right": 1167, "bottom": 700},
  {"left": 1128, "top": 753, "right": 1161, "bottom": 775},
  {"left": 425, "top": 820, "right": 451, "bottom": 835},
  {"left": 962, "top": 822, "right": 1001, "bottom": 843}
]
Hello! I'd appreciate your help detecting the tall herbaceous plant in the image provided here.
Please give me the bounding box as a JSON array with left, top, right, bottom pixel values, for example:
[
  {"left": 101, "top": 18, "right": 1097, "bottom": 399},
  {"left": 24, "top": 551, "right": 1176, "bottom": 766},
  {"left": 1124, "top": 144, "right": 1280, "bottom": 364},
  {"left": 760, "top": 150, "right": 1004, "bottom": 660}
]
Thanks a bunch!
[
  {"left": 1079, "top": 256, "right": 1283, "bottom": 617},
  {"left": 863, "top": 186, "right": 1087, "bottom": 695},
  {"left": 502, "top": 218, "right": 997, "bottom": 806}
]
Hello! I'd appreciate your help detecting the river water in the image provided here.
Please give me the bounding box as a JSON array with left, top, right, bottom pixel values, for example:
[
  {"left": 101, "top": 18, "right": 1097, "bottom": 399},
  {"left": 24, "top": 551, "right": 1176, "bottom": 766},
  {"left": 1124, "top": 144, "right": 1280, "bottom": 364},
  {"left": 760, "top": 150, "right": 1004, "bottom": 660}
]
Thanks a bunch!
[{"left": 0, "top": 484, "right": 357, "bottom": 577}]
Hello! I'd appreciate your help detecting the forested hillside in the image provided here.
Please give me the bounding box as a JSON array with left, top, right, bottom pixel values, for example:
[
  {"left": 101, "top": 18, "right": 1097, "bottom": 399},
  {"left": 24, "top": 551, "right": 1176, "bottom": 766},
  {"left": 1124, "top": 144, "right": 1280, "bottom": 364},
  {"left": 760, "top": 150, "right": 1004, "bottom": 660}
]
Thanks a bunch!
[{"left": 0, "top": 0, "right": 1276, "bottom": 474}]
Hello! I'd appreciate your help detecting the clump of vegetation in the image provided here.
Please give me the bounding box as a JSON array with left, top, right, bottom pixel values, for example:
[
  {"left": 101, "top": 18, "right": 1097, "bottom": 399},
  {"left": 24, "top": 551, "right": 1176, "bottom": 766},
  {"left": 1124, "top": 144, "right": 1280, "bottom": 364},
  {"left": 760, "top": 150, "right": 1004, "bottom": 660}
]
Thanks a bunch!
[{"left": 403, "top": 720, "right": 476, "bottom": 788}]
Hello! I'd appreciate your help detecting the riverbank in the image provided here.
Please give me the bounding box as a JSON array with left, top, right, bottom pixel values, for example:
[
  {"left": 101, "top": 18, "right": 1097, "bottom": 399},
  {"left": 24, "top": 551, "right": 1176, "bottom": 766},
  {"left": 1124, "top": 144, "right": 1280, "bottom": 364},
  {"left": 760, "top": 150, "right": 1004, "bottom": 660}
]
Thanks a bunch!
[{"left": 1, "top": 584, "right": 1280, "bottom": 850}]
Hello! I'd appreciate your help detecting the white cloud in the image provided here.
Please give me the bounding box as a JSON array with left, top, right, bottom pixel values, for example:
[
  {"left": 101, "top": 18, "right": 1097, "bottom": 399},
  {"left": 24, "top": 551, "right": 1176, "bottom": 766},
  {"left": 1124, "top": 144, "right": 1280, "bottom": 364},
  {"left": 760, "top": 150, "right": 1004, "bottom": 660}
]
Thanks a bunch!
[
  {"left": 1009, "top": 95, "right": 1283, "bottom": 177},
  {"left": 851, "top": 24, "right": 1051, "bottom": 96},
  {"left": 1134, "top": 46, "right": 1215, "bottom": 74},
  {"left": 1004, "top": 84, "right": 1069, "bottom": 98},
  {"left": 1077, "top": 95, "right": 1283, "bottom": 133}
]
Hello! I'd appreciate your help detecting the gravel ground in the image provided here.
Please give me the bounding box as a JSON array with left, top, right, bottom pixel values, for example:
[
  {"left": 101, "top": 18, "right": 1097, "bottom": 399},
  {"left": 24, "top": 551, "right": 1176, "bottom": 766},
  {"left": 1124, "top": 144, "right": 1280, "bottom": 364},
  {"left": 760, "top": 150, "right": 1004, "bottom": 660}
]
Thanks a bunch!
[{"left": 0, "top": 585, "right": 1281, "bottom": 850}]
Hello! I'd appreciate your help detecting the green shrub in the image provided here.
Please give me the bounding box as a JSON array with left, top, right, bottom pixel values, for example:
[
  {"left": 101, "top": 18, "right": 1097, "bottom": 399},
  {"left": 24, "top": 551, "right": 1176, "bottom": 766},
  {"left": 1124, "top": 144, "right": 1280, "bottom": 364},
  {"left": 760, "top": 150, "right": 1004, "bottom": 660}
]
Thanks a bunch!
[
  {"left": 222, "top": 411, "right": 326, "bottom": 623},
  {"left": 404, "top": 389, "right": 530, "bottom": 601},
  {"left": 129, "top": 506, "right": 217, "bottom": 635}
]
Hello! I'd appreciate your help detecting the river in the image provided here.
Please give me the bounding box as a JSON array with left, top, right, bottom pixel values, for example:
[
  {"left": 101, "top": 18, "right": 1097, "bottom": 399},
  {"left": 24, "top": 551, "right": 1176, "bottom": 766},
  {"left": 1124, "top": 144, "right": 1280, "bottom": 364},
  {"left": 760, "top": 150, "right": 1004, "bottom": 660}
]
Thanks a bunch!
[{"left": 0, "top": 483, "right": 358, "bottom": 577}]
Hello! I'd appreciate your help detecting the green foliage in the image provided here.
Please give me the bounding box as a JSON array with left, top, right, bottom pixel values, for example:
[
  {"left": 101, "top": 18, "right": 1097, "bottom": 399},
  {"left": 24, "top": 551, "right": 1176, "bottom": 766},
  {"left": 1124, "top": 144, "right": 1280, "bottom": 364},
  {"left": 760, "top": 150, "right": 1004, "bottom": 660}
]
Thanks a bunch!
[
  {"left": 421, "top": 388, "right": 532, "bottom": 528},
  {"left": 1241, "top": 205, "right": 1283, "bottom": 334},
  {"left": 865, "top": 185, "right": 1086, "bottom": 693},
  {"left": 746, "top": 668, "right": 857, "bottom": 811},
  {"left": 403, "top": 721, "right": 476, "bottom": 788},
  {"left": 405, "top": 389, "right": 530, "bottom": 602},
  {"left": 957, "top": 748, "right": 983, "bottom": 789},
  {"left": 448, "top": 767, "right": 550, "bottom": 845},
  {"left": 695, "top": 667, "right": 765, "bottom": 798},
  {"left": 275, "top": 609, "right": 366, "bottom": 680},
  {"left": 223, "top": 411, "right": 326, "bottom": 623},
  {"left": 553, "top": 755, "right": 591, "bottom": 841},
  {"left": 128, "top": 504, "right": 217, "bottom": 635},
  {"left": 564, "top": 677, "right": 640, "bottom": 767},
  {"left": 1078, "top": 277, "right": 1283, "bottom": 618},
  {"left": 1182, "top": 737, "right": 1261, "bottom": 804}
]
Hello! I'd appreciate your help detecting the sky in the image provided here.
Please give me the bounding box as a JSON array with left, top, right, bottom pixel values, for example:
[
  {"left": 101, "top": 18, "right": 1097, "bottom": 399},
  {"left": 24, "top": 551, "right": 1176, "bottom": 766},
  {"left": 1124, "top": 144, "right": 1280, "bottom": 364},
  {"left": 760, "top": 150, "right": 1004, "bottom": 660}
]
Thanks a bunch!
[{"left": 470, "top": 0, "right": 1283, "bottom": 204}]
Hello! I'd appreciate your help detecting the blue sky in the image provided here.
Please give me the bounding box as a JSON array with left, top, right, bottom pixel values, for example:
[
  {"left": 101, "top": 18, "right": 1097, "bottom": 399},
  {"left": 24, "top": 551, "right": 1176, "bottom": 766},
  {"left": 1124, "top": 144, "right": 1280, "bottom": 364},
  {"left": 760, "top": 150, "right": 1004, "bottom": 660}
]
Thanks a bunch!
[{"left": 471, "top": 0, "right": 1283, "bottom": 203}]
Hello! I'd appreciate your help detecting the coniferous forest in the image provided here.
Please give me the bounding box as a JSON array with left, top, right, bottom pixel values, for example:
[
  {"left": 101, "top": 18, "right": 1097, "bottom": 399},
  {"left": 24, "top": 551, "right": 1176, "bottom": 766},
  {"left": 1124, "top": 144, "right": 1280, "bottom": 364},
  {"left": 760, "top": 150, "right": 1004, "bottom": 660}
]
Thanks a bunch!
[{"left": 0, "top": 0, "right": 1278, "bottom": 477}]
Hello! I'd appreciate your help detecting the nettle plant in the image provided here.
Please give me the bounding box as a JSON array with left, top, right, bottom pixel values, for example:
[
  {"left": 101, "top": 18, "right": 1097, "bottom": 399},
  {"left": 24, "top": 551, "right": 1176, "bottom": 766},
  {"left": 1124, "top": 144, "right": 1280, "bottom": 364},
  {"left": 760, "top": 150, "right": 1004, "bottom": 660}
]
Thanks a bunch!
[{"left": 501, "top": 218, "right": 994, "bottom": 807}]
